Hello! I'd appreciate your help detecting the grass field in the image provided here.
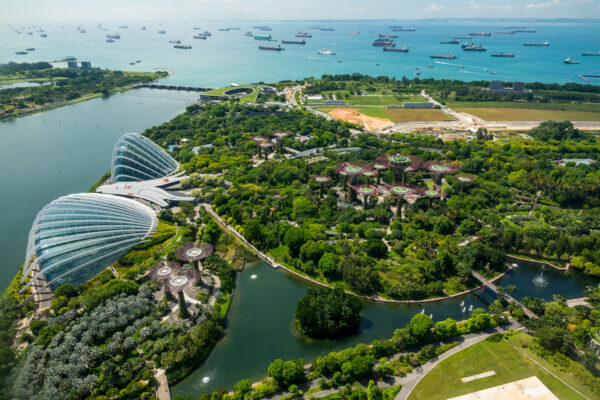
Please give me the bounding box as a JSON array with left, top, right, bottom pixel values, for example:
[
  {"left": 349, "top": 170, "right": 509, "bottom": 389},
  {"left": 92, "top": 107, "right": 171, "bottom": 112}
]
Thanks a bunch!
[
  {"left": 382, "top": 108, "right": 453, "bottom": 123},
  {"left": 344, "top": 95, "right": 426, "bottom": 106},
  {"left": 408, "top": 332, "right": 594, "bottom": 400},
  {"left": 448, "top": 101, "right": 600, "bottom": 121}
]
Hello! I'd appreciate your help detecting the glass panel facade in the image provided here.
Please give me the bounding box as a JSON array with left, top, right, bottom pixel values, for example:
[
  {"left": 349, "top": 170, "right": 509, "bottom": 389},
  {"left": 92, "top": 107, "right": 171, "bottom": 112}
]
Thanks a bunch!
[
  {"left": 22, "top": 193, "right": 157, "bottom": 292},
  {"left": 110, "top": 132, "right": 179, "bottom": 183}
]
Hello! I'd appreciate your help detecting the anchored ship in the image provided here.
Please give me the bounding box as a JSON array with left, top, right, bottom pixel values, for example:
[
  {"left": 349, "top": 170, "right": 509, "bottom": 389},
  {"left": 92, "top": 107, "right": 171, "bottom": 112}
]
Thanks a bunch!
[
  {"left": 107, "top": 34, "right": 120, "bottom": 39},
  {"left": 174, "top": 44, "right": 191, "bottom": 49},
  {"left": 372, "top": 38, "right": 395, "bottom": 47},
  {"left": 318, "top": 48, "right": 336, "bottom": 55},
  {"left": 392, "top": 27, "right": 415, "bottom": 32},
  {"left": 564, "top": 57, "right": 579, "bottom": 64},
  {"left": 383, "top": 46, "right": 409, "bottom": 52},
  {"left": 469, "top": 32, "right": 491, "bottom": 36},
  {"left": 430, "top": 53, "right": 457, "bottom": 59},
  {"left": 523, "top": 41, "right": 549, "bottom": 46},
  {"left": 515, "top": 29, "right": 536, "bottom": 33},
  {"left": 491, "top": 52, "right": 515, "bottom": 57},
  {"left": 296, "top": 31, "right": 312, "bottom": 38},
  {"left": 254, "top": 35, "right": 272, "bottom": 41},
  {"left": 441, "top": 40, "right": 459, "bottom": 44},
  {"left": 259, "top": 45, "right": 284, "bottom": 51},
  {"left": 281, "top": 39, "right": 306, "bottom": 44},
  {"left": 193, "top": 35, "right": 207, "bottom": 39},
  {"left": 244, "top": 31, "right": 253, "bottom": 37},
  {"left": 582, "top": 51, "right": 600, "bottom": 56},
  {"left": 169, "top": 40, "right": 181, "bottom": 44},
  {"left": 158, "top": 30, "right": 166, "bottom": 34},
  {"left": 463, "top": 45, "right": 487, "bottom": 51},
  {"left": 379, "top": 34, "right": 398, "bottom": 38}
]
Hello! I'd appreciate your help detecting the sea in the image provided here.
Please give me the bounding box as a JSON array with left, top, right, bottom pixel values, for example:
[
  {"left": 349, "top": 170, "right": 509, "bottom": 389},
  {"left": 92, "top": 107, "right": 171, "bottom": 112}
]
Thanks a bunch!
[{"left": 1, "top": 19, "right": 600, "bottom": 88}]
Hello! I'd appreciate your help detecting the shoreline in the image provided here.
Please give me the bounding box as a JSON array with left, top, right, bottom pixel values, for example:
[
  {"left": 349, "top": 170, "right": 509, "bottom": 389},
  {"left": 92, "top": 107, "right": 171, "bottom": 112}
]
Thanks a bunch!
[{"left": 507, "top": 254, "right": 569, "bottom": 271}]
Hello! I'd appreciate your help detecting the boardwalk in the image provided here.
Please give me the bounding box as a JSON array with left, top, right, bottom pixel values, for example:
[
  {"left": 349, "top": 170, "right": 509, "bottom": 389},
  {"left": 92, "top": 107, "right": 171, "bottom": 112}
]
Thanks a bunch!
[
  {"left": 154, "top": 368, "right": 171, "bottom": 400},
  {"left": 134, "top": 83, "right": 214, "bottom": 92},
  {"left": 470, "top": 270, "right": 539, "bottom": 319}
]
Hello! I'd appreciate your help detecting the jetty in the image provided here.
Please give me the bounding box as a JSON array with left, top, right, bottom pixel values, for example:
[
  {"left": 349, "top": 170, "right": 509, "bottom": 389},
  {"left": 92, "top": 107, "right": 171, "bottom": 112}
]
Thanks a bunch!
[
  {"left": 470, "top": 270, "right": 538, "bottom": 319},
  {"left": 134, "top": 83, "right": 214, "bottom": 92}
]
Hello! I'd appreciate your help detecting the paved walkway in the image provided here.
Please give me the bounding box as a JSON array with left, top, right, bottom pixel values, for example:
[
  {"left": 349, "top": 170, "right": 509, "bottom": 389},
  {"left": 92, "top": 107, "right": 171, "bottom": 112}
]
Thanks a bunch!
[{"left": 155, "top": 368, "right": 171, "bottom": 400}]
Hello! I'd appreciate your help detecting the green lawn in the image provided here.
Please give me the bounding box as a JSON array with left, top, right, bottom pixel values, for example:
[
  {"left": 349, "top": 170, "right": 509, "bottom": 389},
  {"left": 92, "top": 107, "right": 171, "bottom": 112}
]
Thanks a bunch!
[
  {"left": 344, "top": 95, "right": 425, "bottom": 106},
  {"left": 448, "top": 101, "right": 600, "bottom": 121},
  {"left": 382, "top": 108, "right": 453, "bottom": 123},
  {"left": 409, "top": 332, "right": 593, "bottom": 400},
  {"left": 448, "top": 101, "right": 600, "bottom": 112}
]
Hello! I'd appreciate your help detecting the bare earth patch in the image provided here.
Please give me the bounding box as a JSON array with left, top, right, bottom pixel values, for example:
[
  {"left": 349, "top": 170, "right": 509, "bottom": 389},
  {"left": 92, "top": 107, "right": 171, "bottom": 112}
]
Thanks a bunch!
[
  {"left": 458, "top": 107, "right": 600, "bottom": 121},
  {"left": 327, "top": 108, "right": 393, "bottom": 130}
]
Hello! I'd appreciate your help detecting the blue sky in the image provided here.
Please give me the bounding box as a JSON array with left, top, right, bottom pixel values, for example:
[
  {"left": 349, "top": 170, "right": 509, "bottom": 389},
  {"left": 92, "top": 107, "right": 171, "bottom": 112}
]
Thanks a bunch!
[{"left": 2, "top": 0, "right": 600, "bottom": 22}]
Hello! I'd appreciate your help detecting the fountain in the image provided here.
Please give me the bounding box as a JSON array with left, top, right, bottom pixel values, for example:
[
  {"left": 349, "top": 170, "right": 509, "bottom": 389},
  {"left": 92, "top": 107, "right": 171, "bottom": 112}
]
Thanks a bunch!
[
  {"left": 202, "top": 376, "right": 210, "bottom": 384},
  {"left": 251, "top": 274, "right": 257, "bottom": 279},
  {"left": 420, "top": 309, "right": 425, "bottom": 314},
  {"left": 533, "top": 271, "right": 549, "bottom": 287},
  {"left": 462, "top": 307, "right": 466, "bottom": 313},
  {"left": 511, "top": 263, "right": 518, "bottom": 268},
  {"left": 430, "top": 314, "right": 433, "bottom": 319},
  {"left": 468, "top": 304, "right": 473, "bottom": 312},
  {"left": 460, "top": 300, "right": 465, "bottom": 307}
]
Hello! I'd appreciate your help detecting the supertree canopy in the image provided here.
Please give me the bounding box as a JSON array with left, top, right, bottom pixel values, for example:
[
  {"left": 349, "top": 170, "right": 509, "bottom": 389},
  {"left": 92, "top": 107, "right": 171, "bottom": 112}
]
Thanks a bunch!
[
  {"left": 175, "top": 242, "right": 214, "bottom": 263},
  {"left": 151, "top": 261, "right": 181, "bottom": 299},
  {"left": 351, "top": 185, "right": 376, "bottom": 208},
  {"left": 379, "top": 154, "right": 421, "bottom": 184},
  {"left": 337, "top": 162, "right": 370, "bottom": 189},
  {"left": 313, "top": 175, "right": 332, "bottom": 198},
  {"left": 425, "top": 161, "right": 459, "bottom": 184}
]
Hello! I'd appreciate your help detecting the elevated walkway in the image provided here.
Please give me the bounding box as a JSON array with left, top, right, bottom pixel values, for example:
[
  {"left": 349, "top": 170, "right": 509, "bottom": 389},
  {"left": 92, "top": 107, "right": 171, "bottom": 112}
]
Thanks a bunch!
[{"left": 470, "top": 269, "right": 538, "bottom": 319}]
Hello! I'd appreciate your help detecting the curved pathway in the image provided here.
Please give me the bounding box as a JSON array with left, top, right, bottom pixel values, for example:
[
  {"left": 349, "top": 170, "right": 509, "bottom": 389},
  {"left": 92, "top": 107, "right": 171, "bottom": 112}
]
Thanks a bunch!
[{"left": 201, "top": 203, "right": 511, "bottom": 305}]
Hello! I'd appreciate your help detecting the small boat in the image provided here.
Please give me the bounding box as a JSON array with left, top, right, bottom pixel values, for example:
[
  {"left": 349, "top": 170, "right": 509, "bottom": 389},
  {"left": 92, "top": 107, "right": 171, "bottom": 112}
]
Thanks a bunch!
[
  {"left": 414, "top": 70, "right": 420, "bottom": 75},
  {"left": 203, "top": 31, "right": 212, "bottom": 36},
  {"left": 40, "top": 33, "right": 47, "bottom": 37},
  {"left": 379, "top": 34, "right": 398, "bottom": 38},
  {"left": 318, "top": 48, "right": 336, "bottom": 55},
  {"left": 130, "top": 62, "right": 136, "bottom": 65},
  {"left": 169, "top": 39, "right": 181, "bottom": 44},
  {"left": 491, "top": 52, "right": 515, "bottom": 57},
  {"left": 106, "top": 38, "right": 114, "bottom": 42},
  {"left": 218, "top": 28, "right": 230, "bottom": 31},
  {"left": 158, "top": 30, "right": 166, "bottom": 34},
  {"left": 15, "top": 51, "right": 28, "bottom": 55},
  {"left": 119, "top": 25, "right": 128, "bottom": 29},
  {"left": 259, "top": 45, "right": 284, "bottom": 51},
  {"left": 193, "top": 27, "right": 201, "bottom": 30},
  {"left": 296, "top": 31, "right": 312, "bottom": 38},
  {"left": 427, "top": 64, "right": 434, "bottom": 68},
  {"left": 173, "top": 44, "right": 191, "bottom": 49},
  {"left": 142, "top": 26, "right": 146, "bottom": 30},
  {"left": 26, "top": 48, "right": 35, "bottom": 51},
  {"left": 107, "top": 33, "right": 120, "bottom": 39},
  {"left": 193, "top": 35, "right": 206, "bottom": 39},
  {"left": 244, "top": 31, "right": 253, "bottom": 37},
  {"left": 564, "top": 57, "right": 579, "bottom": 65},
  {"left": 348, "top": 31, "right": 360, "bottom": 34}
]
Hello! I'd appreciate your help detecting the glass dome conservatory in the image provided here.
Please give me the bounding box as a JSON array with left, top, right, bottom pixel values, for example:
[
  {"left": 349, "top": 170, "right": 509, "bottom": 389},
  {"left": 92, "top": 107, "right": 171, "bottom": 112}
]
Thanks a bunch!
[
  {"left": 110, "top": 132, "right": 179, "bottom": 183},
  {"left": 21, "top": 193, "right": 157, "bottom": 293}
]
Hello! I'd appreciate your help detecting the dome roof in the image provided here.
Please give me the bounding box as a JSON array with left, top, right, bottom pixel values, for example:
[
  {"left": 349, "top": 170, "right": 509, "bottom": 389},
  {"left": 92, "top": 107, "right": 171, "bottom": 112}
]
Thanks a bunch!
[
  {"left": 22, "top": 193, "right": 157, "bottom": 293},
  {"left": 110, "top": 133, "right": 179, "bottom": 183}
]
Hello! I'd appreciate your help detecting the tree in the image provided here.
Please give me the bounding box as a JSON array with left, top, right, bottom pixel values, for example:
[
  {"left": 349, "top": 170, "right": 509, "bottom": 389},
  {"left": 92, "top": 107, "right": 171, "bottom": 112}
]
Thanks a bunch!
[
  {"left": 338, "top": 255, "right": 379, "bottom": 294},
  {"left": 365, "top": 239, "right": 388, "bottom": 259},
  {"left": 295, "top": 288, "right": 362, "bottom": 339},
  {"left": 300, "top": 240, "right": 324, "bottom": 264},
  {"left": 318, "top": 253, "right": 338, "bottom": 276},
  {"left": 435, "top": 318, "right": 458, "bottom": 339},
  {"left": 202, "top": 219, "right": 222, "bottom": 244},
  {"left": 408, "top": 314, "right": 434, "bottom": 341},
  {"left": 284, "top": 227, "right": 308, "bottom": 257}
]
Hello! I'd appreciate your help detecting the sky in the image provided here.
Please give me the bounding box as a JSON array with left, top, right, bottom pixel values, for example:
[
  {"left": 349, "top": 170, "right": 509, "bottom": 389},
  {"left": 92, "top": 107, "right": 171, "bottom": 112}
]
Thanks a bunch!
[{"left": 1, "top": 0, "right": 600, "bottom": 23}]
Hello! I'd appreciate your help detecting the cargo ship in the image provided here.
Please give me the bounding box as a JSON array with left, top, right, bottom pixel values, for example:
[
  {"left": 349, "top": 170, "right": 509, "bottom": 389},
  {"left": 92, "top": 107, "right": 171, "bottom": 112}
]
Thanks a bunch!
[
  {"left": 505, "top": 26, "right": 526, "bottom": 29},
  {"left": 441, "top": 40, "right": 459, "bottom": 44},
  {"left": 107, "top": 33, "right": 120, "bottom": 39},
  {"left": 348, "top": 31, "right": 360, "bottom": 34},
  {"left": 430, "top": 53, "right": 457, "bottom": 59},
  {"left": 383, "top": 46, "right": 409, "bottom": 52},
  {"left": 582, "top": 51, "right": 600, "bottom": 56},
  {"left": 372, "top": 38, "right": 395, "bottom": 47},
  {"left": 515, "top": 29, "right": 536, "bottom": 33},
  {"left": 193, "top": 35, "right": 206, "bottom": 39},
  {"left": 259, "top": 27, "right": 272, "bottom": 31},
  {"left": 523, "top": 41, "right": 549, "bottom": 46},
  {"left": 392, "top": 27, "right": 415, "bottom": 32},
  {"left": 218, "top": 28, "right": 230, "bottom": 31},
  {"left": 469, "top": 32, "right": 491, "bottom": 36},
  {"left": 253, "top": 25, "right": 269, "bottom": 29},
  {"left": 379, "top": 34, "right": 398, "bottom": 38},
  {"left": 174, "top": 44, "right": 191, "bottom": 49},
  {"left": 463, "top": 45, "right": 487, "bottom": 51},
  {"left": 492, "top": 31, "right": 515, "bottom": 34},
  {"left": 389, "top": 25, "right": 403, "bottom": 29},
  {"left": 564, "top": 57, "right": 579, "bottom": 64},
  {"left": 203, "top": 31, "right": 212, "bottom": 36},
  {"left": 491, "top": 52, "right": 515, "bottom": 57},
  {"left": 319, "top": 27, "right": 334, "bottom": 31},
  {"left": 254, "top": 34, "right": 272, "bottom": 40},
  {"left": 169, "top": 39, "right": 181, "bottom": 43},
  {"left": 281, "top": 39, "right": 306, "bottom": 44},
  {"left": 15, "top": 51, "right": 28, "bottom": 55},
  {"left": 26, "top": 47, "right": 35, "bottom": 51},
  {"left": 259, "top": 45, "right": 284, "bottom": 51},
  {"left": 318, "top": 48, "right": 336, "bottom": 55},
  {"left": 296, "top": 31, "right": 312, "bottom": 38}
]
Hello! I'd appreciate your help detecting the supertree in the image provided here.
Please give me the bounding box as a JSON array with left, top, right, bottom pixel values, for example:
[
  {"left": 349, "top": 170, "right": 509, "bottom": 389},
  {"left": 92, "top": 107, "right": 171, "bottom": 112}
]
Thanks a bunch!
[
  {"left": 420, "top": 186, "right": 441, "bottom": 209},
  {"left": 250, "top": 136, "right": 269, "bottom": 158},
  {"left": 388, "top": 184, "right": 416, "bottom": 218},
  {"left": 151, "top": 261, "right": 181, "bottom": 301},
  {"left": 362, "top": 169, "right": 378, "bottom": 186},
  {"left": 312, "top": 175, "right": 332, "bottom": 198},
  {"left": 167, "top": 267, "right": 194, "bottom": 319},
  {"left": 351, "top": 185, "right": 376, "bottom": 209},
  {"left": 454, "top": 174, "right": 476, "bottom": 192},
  {"left": 372, "top": 162, "right": 388, "bottom": 184},
  {"left": 259, "top": 140, "right": 275, "bottom": 160},
  {"left": 273, "top": 132, "right": 288, "bottom": 153},
  {"left": 175, "top": 242, "right": 214, "bottom": 285},
  {"left": 425, "top": 161, "right": 459, "bottom": 185},
  {"left": 380, "top": 154, "right": 421, "bottom": 185}
]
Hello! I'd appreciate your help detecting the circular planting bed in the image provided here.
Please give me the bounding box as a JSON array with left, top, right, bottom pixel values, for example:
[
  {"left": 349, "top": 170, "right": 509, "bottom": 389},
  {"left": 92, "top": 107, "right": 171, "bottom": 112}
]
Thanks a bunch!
[{"left": 224, "top": 87, "right": 255, "bottom": 97}]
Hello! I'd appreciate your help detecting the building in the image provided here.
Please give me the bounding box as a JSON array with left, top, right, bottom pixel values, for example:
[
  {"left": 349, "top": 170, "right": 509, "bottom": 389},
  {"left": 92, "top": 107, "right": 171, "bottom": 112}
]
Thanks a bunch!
[
  {"left": 486, "top": 80, "right": 531, "bottom": 96},
  {"left": 110, "top": 133, "right": 179, "bottom": 183},
  {"left": 80, "top": 61, "right": 92, "bottom": 70},
  {"left": 21, "top": 194, "right": 157, "bottom": 293},
  {"left": 67, "top": 61, "right": 78, "bottom": 69}
]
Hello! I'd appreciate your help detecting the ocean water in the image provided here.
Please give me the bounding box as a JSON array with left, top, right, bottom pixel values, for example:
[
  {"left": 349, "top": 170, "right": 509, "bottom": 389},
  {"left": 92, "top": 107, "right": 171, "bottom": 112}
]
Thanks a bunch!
[{"left": 1, "top": 20, "right": 599, "bottom": 87}]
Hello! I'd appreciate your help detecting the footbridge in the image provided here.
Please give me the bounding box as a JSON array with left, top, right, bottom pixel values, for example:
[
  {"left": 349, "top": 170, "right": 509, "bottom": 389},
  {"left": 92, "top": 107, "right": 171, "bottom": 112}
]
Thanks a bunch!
[
  {"left": 135, "top": 83, "right": 214, "bottom": 92},
  {"left": 470, "top": 269, "right": 539, "bottom": 319}
]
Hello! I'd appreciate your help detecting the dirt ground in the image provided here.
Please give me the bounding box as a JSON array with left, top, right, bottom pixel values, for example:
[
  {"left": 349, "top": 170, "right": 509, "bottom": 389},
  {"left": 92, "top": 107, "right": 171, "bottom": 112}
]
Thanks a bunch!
[{"left": 328, "top": 108, "right": 393, "bottom": 130}]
